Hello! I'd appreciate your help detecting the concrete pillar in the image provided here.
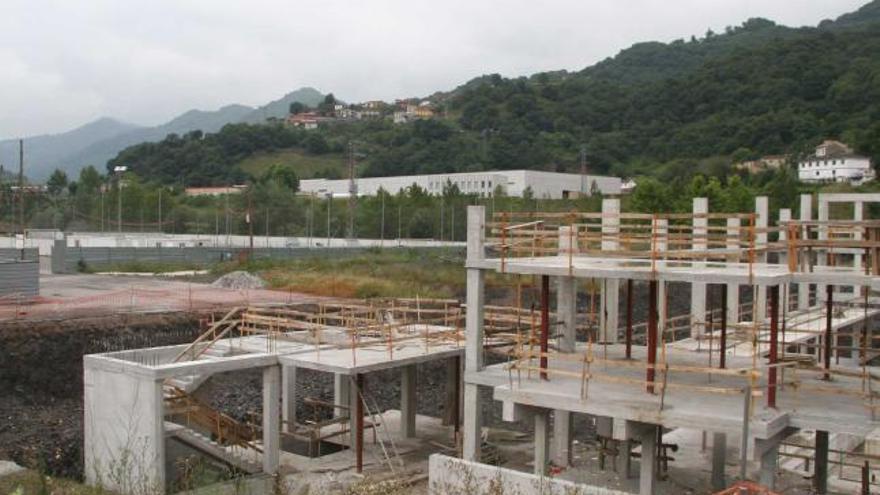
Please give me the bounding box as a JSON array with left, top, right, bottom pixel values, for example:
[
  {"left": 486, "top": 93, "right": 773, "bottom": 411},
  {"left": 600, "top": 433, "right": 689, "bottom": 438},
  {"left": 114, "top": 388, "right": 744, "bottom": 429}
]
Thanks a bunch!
[
  {"left": 443, "top": 357, "right": 461, "bottom": 426},
  {"left": 853, "top": 201, "right": 864, "bottom": 295},
  {"left": 463, "top": 383, "right": 482, "bottom": 462},
  {"left": 726, "top": 218, "right": 740, "bottom": 326},
  {"left": 758, "top": 441, "right": 778, "bottom": 490},
  {"left": 556, "top": 225, "right": 578, "bottom": 352},
  {"left": 51, "top": 238, "right": 67, "bottom": 274},
  {"left": 755, "top": 196, "right": 769, "bottom": 324},
  {"left": 817, "top": 198, "right": 829, "bottom": 305},
  {"left": 620, "top": 439, "right": 633, "bottom": 478},
  {"left": 401, "top": 364, "right": 417, "bottom": 438},
  {"left": 553, "top": 410, "right": 572, "bottom": 467},
  {"left": 534, "top": 408, "right": 551, "bottom": 476},
  {"left": 639, "top": 425, "right": 658, "bottom": 495},
  {"left": 815, "top": 430, "right": 829, "bottom": 494},
  {"left": 463, "top": 206, "right": 486, "bottom": 462},
  {"left": 349, "top": 375, "right": 359, "bottom": 449},
  {"left": 601, "top": 199, "right": 621, "bottom": 343},
  {"left": 711, "top": 432, "right": 727, "bottom": 490},
  {"left": 262, "top": 365, "right": 281, "bottom": 474},
  {"left": 656, "top": 220, "right": 669, "bottom": 332},
  {"left": 333, "top": 373, "right": 349, "bottom": 419},
  {"left": 281, "top": 365, "right": 296, "bottom": 433},
  {"left": 778, "top": 208, "right": 791, "bottom": 271},
  {"left": 692, "top": 198, "right": 708, "bottom": 338},
  {"left": 798, "top": 194, "right": 813, "bottom": 310}
]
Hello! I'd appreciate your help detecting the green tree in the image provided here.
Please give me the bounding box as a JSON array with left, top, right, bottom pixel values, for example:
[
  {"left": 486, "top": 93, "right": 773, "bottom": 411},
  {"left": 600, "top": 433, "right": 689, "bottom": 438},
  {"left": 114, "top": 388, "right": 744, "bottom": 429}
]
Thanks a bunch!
[{"left": 47, "top": 169, "right": 68, "bottom": 196}]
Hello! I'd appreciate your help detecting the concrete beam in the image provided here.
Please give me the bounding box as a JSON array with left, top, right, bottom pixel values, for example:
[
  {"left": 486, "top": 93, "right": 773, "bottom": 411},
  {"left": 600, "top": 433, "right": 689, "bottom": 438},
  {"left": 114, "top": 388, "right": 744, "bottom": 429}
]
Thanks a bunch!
[
  {"left": 262, "top": 365, "right": 281, "bottom": 474},
  {"left": 726, "top": 218, "right": 740, "bottom": 327},
  {"left": 401, "top": 364, "right": 417, "bottom": 438}
]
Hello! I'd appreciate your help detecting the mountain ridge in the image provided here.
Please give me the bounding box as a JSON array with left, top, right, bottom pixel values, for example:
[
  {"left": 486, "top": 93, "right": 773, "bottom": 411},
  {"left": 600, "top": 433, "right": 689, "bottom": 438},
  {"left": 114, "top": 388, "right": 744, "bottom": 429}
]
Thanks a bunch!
[{"left": 0, "top": 87, "right": 324, "bottom": 180}]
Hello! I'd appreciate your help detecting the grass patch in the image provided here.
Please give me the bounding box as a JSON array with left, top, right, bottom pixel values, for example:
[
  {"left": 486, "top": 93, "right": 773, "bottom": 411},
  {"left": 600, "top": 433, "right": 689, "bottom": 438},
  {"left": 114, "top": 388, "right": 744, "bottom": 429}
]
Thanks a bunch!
[
  {"left": 0, "top": 470, "right": 105, "bottom": 495},
  {"left": 236, "top": 148, "right": 346, "bottom": 180},
  {"left": 212, "top": 248, "right": 506, "bottom": 299}
]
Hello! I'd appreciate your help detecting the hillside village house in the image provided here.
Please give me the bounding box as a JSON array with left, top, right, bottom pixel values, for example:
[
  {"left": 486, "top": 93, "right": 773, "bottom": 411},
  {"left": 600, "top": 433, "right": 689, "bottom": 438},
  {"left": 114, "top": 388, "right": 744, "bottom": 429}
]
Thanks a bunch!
[
  {"left": 393, "top": 102, "right": 434, "bottom": 124},
  {"left": 798, "top": 140, "right": 874, "bottom": 184},
  {"left": 285, "top": 112, "right": 322, "bottom": 130}
]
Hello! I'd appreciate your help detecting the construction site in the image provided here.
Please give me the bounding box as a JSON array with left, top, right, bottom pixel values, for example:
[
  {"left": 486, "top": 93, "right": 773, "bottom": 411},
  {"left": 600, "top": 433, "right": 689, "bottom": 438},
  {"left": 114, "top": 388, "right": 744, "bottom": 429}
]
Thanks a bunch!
[{"left": 2, "top": 192, "right": 880, "bottom": 495}]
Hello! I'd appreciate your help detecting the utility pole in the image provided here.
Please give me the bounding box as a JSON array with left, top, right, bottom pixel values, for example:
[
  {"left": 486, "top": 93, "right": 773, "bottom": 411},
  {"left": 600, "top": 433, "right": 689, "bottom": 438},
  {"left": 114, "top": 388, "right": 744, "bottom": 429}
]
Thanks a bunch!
[
  {"left": 158, "top": 188, "right": 162, "bottom": 233},
  {"left": 18, "top": 140, "right": 24, "bottom": 260},
  {"left": 308, "top": 193, "right": 314, "bottom": 248},
  {"left": 100, "top": 188, "right": 105, "bottom": 232},
  {"left": 224, "top": 190, "right": 230, "bottom": 246},
  {"left": 247, "top": 186, "right": 254, "bottom": 255},
  {"left": 326, "top": 192, "right": 332, "bottom": 247},
  {"left": 380, "top": 192, "right": 385, "bottom": 247},
  {"left": 113, "top": 166, "right": 127, "bottom": 233},
  {"left": 265, "top": 207, "right": 269, "bottom": 248},
  {"left": 580, "top": 144, "right": 588, "bottom": 196},
  {"left": 347, "top": 140, "right": 357, "bottom": 240},
  {"left": 397, "top": 203, "right": 402, "bottom": 247}
]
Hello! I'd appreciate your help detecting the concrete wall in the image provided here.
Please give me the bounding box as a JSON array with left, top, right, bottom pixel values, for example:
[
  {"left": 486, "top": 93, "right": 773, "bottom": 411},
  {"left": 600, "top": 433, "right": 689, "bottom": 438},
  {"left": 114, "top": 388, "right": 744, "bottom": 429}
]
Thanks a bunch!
[
  {"left": 0, "top": 260, "right": 39, "bottom": 297},
  {"left": 84, "top": 357, "right": 164, "bottom": 494},
  {"left": 428, "top": 454, "right": 630, "bottom": 495}
]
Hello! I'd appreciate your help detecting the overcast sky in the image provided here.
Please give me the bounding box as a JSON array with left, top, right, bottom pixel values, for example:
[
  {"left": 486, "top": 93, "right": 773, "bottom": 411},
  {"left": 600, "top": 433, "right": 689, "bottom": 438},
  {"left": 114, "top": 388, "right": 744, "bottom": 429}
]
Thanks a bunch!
[{"left": 0, "top": 0, "right": 867, "bottom": 138}]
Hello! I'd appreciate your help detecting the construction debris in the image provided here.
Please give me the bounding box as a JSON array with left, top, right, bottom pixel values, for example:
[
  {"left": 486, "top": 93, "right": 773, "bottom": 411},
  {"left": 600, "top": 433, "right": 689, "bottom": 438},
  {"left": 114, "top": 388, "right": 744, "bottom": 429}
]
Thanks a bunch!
[{"left": 211, "top": 271, "right": 266, "bottom": 290}]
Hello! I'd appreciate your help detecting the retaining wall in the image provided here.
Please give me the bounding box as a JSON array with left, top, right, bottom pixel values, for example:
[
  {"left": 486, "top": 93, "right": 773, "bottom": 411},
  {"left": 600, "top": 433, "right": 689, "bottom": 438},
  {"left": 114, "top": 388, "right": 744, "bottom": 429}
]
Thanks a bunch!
[{"left": 428, "top": 454, "right": 630, "bottom": 495}]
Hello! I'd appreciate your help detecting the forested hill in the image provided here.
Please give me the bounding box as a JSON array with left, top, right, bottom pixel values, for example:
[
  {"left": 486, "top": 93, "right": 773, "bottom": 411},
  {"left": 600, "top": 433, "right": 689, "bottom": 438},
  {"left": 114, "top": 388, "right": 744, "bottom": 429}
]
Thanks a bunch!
[{"left": 109, "top": 1, "right": 880, "bottom": 186}]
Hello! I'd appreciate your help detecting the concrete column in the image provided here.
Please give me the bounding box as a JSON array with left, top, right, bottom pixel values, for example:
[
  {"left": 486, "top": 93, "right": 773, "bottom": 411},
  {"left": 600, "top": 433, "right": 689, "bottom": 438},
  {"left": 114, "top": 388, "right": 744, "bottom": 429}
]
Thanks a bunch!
[
  {"left": 726, "top": 218, "right": 740, "bottom": 325},
  {"left": 798, "top": 194, "right": 813, "bottom": 310},
  {"left": 443, "top": 357, "right": 461, "bottom": 426},
  {"left": 462, "top": 383, "right": 482, "bottom": 462},
  {"left": 691, "top": 197, "right": 708, "bottom": 338},
  {"left": 333, "top": 373, "right": 349, "bottom": 419},
  {"left": 281, "top": 365, "right": 296, "bottom": 433},
  {"left": 463, "top": 206, "right": 486, "bottom": 462},
  {"left": 262, "top": 365, "right": 281, "bottom": 474},
  {"left": 553, "top": 226, "right": 576, "bottom": 466},
  {"left": 349, "top": 375, "right": 359, "bottom": 449},
  {"left": 601, "top": 199, "right": 621, "bottom": 344},
  {"left": 758, "top": 441, "right": 778, "bottom": 490},
  {"left": 755, "top": 196, "right": 769, "bottom": 324},
  {"left": 711, "top": 432, "right": 727, "bottom": 491},
  {"left": 656, "top": 220, "right": 669, "bottom": 332},
  {"left": 534, "top": 408, "right": 551, "bottom": 476},
  {"left": 853, "top": 201, "right": 864, "bottom": 295},
  {"left": 815, "top": 430, "right": 829, "bottom": 494},
  {"left": 817, "top": 198, "right": 829, "bottom": 305},
  {"left": 557, "top": 225, "right": 578, "bottom": 352},
  {"left": 552, "top": 410, "right": 572, "bottom": 467},
  {"left": 639, "top": 425, "right": 658, "bottom": 495},
  {"left": 401, "top": 364, "right": 417, "bottom": 438},
  {"left": 620, "top": 440, "right": 633, "bottom": 478},
  {"left": 778, "top": 208, "right": 791, "bottom": 271}
]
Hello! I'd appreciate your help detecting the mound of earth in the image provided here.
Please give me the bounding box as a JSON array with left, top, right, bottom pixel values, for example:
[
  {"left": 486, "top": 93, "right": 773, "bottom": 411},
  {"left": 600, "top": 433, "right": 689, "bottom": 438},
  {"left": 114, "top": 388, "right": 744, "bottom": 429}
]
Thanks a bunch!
[{"left": 211, "top": 271, "right": 266, "bottom": 290}]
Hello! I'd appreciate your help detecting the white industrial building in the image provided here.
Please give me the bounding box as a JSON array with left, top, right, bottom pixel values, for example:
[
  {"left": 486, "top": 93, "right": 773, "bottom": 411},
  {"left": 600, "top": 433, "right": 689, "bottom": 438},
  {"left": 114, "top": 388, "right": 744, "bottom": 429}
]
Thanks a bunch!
[
  {"left": 798, "top": 140, "right": 874, "bottom": 184},
  {"left": 299, "top": 170, "right": 621, "bottom": 199}
]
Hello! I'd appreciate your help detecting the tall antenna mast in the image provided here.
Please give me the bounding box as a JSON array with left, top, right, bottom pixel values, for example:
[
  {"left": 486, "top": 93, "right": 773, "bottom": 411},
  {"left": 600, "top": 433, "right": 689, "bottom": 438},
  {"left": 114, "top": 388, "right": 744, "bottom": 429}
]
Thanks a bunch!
[{"left": 347, "top": 140, "right": 357, "bottom": 240}]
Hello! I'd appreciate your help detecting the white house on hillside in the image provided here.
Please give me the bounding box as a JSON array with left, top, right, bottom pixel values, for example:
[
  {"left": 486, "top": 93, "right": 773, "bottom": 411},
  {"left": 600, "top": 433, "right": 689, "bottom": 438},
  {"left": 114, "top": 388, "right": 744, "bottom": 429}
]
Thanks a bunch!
[{"left": 798, "top": 140, "right": 874, "bottom": 184}]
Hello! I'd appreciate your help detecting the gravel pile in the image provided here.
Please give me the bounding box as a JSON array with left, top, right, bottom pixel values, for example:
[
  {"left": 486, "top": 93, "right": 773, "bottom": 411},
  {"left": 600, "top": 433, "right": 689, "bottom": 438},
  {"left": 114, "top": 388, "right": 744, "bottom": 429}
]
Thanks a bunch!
[{"left": 211, "top": 271, "right": 266, "bottom": 290}]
